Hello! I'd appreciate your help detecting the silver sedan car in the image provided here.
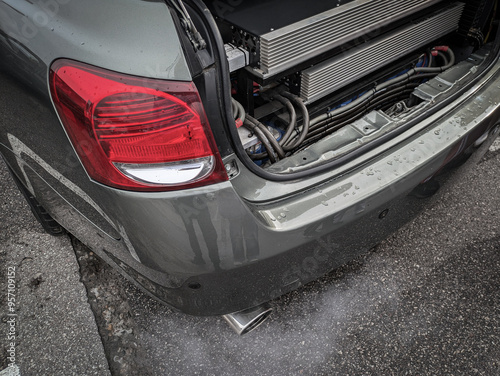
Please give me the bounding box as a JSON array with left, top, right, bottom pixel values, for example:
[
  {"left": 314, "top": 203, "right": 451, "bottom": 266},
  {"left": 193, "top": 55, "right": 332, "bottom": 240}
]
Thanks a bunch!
[{"left": 1, "top": 0, "right": 499, "bottom": 334}]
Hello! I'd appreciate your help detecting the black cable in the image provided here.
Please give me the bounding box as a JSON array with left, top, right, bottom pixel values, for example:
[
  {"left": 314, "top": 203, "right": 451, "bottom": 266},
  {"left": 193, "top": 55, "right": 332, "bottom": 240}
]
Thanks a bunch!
[
  {"left": 311, "top": 69, "right": 428, "bottom": 128},
  {"left": 246, "top": 115, "right": 286, "bottom": 159},
  {"left": 311, "top": 76, "right": 430, "bottom": 132},
  {"left": 301, "top": 86, "right": 419, "bottom": 145},
  {"left": 273, "top": 94, "right": 297, "bottom": 147},
  {"left": 281, "top": 92, "right": 310, "bottom": 149},
  {"left": 436, "top": 51, "right": 448, "bottom": 67},
  {"left": 243, "top": 119, "right": 278, "bottom": 163}
]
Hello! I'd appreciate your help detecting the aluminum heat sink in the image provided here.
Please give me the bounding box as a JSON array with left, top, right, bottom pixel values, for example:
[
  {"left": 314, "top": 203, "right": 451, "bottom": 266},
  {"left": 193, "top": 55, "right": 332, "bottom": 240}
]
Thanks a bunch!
[
  {"left": 300, "top": 2, "right": 465, "bottom": 104},
  {"left": 259, "top": 0, "right": 444, "bottom": 77}
]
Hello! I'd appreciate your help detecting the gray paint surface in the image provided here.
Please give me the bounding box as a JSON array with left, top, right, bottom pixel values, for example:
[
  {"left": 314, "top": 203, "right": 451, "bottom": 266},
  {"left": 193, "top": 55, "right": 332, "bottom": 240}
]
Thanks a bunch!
[{"left": 0, "top": 0, "right": 190, "bottom": 85}]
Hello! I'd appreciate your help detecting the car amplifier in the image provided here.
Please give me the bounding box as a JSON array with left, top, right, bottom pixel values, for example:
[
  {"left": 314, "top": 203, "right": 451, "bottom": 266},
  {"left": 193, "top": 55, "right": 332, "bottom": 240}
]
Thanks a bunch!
[
  {"left": 208, "top": 0, "right": 445, "bottom": 78},
  {"left": 300, "top": 2, "right": 465, "bottom": 104}
]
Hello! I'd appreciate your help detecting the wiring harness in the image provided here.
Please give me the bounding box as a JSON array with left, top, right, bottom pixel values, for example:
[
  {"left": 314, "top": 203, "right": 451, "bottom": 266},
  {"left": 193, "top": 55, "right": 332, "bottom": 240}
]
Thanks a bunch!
[{"left": 232, "top": 47, "right": 455, "bottom": 165}]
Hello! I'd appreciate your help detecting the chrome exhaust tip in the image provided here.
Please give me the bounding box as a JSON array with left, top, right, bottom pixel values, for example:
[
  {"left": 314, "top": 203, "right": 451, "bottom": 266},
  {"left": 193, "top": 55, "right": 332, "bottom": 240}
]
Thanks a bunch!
[{"left": 223, "top": 304, "right": 273, "bottom": 335}]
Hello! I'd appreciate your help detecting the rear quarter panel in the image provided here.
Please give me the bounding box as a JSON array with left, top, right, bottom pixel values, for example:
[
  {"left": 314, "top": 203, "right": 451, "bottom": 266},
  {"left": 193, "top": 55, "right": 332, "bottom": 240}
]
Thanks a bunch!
[{"left": 0, "top": 0, "right": 191, "bottom": 237}]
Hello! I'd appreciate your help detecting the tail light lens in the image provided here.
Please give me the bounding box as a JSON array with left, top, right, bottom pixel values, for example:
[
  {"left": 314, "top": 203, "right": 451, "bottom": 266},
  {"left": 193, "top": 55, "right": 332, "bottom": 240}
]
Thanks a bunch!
[{"left": 49, "top": 59, "right": 227, "bottom": 191}]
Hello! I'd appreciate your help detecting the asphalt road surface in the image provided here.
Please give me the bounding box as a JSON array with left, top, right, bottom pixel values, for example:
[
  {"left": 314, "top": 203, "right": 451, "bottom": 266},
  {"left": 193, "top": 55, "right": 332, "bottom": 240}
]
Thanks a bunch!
[{"left": 1, "top": 141, "right": 500, "bottom": 376}]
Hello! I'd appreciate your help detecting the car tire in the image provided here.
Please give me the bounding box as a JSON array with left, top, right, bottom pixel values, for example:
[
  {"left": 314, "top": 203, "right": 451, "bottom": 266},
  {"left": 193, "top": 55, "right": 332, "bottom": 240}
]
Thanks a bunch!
[{"left": 7, "top": 164, "right": 66, "bottom": 236}]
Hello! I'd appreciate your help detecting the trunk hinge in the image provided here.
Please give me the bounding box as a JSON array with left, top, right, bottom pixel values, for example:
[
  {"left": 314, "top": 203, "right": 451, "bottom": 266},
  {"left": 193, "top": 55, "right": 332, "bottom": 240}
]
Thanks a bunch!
[{"left": 170, "top": 0, "right": 207, "bottom": 51}]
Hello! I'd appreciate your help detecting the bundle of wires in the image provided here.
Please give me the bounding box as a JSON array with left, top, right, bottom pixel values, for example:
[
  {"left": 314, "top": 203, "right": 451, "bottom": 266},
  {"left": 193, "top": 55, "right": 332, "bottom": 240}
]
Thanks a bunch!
[
  {"left": 232, "top": 93, "right": 308, "bottom": 163},
  {"left": 287, "top": 47, "right": 455, "bottom": 153},
  {"left": 232, "top": 47, "right": 455, "bottom": 164}
]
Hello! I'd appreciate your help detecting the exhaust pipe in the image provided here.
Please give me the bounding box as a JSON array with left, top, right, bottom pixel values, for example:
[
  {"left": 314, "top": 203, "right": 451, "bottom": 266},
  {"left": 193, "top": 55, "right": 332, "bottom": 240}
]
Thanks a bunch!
[{"left": 223, "top": 304, "right": 273, "bottom": 335}]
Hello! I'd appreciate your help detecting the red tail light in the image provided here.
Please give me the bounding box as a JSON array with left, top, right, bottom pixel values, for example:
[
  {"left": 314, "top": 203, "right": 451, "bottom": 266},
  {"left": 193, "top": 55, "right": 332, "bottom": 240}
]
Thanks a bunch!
[{"left": 49, "top": 59, "right": 227, "bottom": 191}]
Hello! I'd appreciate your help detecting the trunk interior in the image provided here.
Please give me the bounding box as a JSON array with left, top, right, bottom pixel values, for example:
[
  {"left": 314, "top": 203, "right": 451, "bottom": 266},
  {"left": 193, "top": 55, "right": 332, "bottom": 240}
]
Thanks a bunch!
[{"left": 192, "top": 0, "right": 500, "bottom": 176}]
